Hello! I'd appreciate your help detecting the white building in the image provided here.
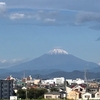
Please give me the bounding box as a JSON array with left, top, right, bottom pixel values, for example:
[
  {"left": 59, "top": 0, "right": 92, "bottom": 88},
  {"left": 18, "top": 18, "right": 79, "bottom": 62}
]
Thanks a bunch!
[
  {"left": 41, "top": 79, "right": 55, "bottom": 85},
  {"left": 5, "top": 75, "right": 16, "bottom": 81},
  {"left": 65, "top": 79, "right": 73, "bottom": 85},
  {"left": 66, "top": 78, "right": 84, "bottom": 85},
  {"left": 41, "top": 77, "right": 65, "bottom": 85},
  {"left": 54, "top": 77, "right": 65, "bottom": 85}
]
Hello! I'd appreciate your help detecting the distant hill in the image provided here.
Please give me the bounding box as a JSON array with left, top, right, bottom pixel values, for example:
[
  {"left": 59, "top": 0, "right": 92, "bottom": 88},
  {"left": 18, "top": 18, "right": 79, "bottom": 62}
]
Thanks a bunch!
[
  {"left": 0, "top": 69, "right": 11, "bottom": 74},
  {"left": 1, "top": 70, "right": 100, "bottom": 79},
  {"left": 7, "top": 49, "right": 99, "bottom": 72},
  {"left": 90, "top": 67, "right": 100, "bottom": 72}
]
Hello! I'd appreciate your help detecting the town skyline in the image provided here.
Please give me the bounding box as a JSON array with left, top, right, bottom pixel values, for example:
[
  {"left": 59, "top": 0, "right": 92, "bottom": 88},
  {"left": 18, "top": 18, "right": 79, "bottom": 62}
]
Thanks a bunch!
[{"left": 0, "top": 0, "right": 100, "bottom": 68}]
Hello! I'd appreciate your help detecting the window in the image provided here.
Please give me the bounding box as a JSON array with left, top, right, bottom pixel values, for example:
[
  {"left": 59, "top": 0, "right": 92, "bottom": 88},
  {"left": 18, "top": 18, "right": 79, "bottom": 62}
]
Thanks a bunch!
[
  {"left": 97, "top": 94, "right": 99, "bottom": 97},
  {"left": 58, "top": 96, "right": 60, "bottom": 98},
  {"left": 80, "top": 88, "right": 83, "bottom": 91},
  {"left": 85, "top": 95, "right": 90, "bottom": 98},
  {"left": 92, "top": 94, "right": 95, "bottom": 98},
  {"left": 46, "top": 96, "right": 52, "bottom": 98}
]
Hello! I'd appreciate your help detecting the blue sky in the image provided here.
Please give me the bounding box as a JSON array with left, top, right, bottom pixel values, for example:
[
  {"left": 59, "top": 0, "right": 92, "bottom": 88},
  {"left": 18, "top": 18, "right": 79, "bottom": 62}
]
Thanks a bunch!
[{"left": 0, "top": 0, "right": 100, "bottom": 68}]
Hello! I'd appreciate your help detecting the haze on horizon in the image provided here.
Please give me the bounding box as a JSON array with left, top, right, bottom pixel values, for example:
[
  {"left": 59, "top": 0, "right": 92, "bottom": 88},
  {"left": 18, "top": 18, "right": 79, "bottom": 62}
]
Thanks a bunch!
[{"left": 0, "top": 0, "right": 100, "bottom": 68}]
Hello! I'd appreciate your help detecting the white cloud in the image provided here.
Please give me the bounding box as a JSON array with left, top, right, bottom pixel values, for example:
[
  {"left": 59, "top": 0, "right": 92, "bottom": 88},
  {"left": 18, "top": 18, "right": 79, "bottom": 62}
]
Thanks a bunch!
[
  {"left": 9, "top": 13, "right": 25, "bottom": 20},
  {"left": 34, "top": 10, "right": 58, "bottom": 22},
  {"left": 1, "top": 60, "right": 7, "bottom": 63},
  {"left": 34, "top": 14, "right": 41, "bottom": 20},
  {"left": 3, "top": 0, "right": 100, "bottom": 27},
  {"left": 7, "top": 10, "right": 74, "bottom": 26},
  {"left": 2, "top": 0, "right": 100, "bottom": 13},
  {"left": 0, "top": 58, "right": 28, "bottom": 68},
  {"left": 98, "top": 63, "right": 100, "bottom": 66},
  {"left": 11, "top": 58, "right": 25, "bottom": 63},
  {"left": 44, "top": 18, "right": 56, "bottom": 22},
  {"left": 9, "top": 10, "right": 57, "bottom": 21},
  {"left": 0, "top": 2, "right": 6, "bottom": 13}
]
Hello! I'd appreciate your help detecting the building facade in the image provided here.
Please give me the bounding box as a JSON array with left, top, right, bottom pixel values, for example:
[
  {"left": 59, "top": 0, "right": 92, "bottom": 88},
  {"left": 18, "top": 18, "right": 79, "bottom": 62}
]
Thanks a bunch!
[{"left": 0, "top": 80, "right": 14, "bottom": 99}]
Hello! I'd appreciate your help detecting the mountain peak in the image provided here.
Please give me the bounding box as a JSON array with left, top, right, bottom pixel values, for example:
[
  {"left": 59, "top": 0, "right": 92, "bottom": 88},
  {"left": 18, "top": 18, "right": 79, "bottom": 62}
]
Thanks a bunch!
[{"left": 47, "top": 48, "right": 68, "bottom": 55}]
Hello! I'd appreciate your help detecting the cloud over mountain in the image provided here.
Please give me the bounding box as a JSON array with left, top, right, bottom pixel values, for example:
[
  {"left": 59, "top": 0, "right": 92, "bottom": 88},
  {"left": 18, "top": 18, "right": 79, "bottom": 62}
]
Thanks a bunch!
[{"left": 0, "top": 58, "right": 28, "bottom": 68}]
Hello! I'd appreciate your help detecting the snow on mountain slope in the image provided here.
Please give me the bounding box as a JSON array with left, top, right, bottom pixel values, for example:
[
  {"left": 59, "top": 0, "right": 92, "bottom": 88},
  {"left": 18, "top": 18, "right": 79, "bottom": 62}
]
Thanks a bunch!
[{"left": 48, "top": 48, "right": 68, "bottom": 55}]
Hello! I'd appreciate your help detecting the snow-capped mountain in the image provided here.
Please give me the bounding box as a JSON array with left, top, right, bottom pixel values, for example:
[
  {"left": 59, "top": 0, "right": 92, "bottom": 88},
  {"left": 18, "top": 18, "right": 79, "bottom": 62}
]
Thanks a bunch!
[
  {"left": 48, "top": 48, "right": 68, "bottom": 55},
  {"left": 7, "top": 48, "right": 99, "bottom": 72}
]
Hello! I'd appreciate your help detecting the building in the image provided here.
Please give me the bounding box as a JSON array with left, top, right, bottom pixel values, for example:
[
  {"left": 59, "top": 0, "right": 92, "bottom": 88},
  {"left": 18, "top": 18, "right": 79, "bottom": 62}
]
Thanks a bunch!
[
  {"left": 54, "top": 77, "right": 65, "bottom": 85},
  {"left": 5, "top": 75, "right": 15, "bottom": 81},
  {"left": 66, "top": 78, "right": 84, "bottom": 85},
  {"left": 72, "top": 84, "right": 86, "bottom": 94},
  {"left": 82, "top": 92, "right": 92, "bottom": 100},
  {"left": 33, "top": 79, "right": 41, "bottom": 85},
  {"left": 41, "top": 79, "right": 55, "bottom": 85},
  {"left": 67, "top": 90, "right": 81, "bottom": 100},
  {"left": 44, "top": 92, "right": 60, "bottom": 99},
  {"left": 0, "top": 80, "right": 14, "bottom": 99},
  {"left": 41, "top": 77, "right": 65, "bottom": 86},
  {"left": 44, "top": 92, "right": 66, "bottom": 99}
]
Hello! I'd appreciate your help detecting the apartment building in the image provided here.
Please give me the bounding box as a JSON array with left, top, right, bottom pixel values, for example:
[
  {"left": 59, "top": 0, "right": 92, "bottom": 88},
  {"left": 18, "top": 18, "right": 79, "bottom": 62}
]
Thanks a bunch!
[{"left": 0, "top": 80, "right": 14, "bottom": 99}]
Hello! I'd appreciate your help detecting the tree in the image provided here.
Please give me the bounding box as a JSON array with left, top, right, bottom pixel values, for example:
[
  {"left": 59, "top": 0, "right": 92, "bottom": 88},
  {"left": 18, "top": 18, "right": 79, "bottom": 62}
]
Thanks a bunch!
[
  {"left": 37, "top": 88, "right": 47, "bottom": 99},
  {"left": 27, "top": 88, "right": 47, "bottom": 99},
  {"left": 27, "top": 88, "right": 34, "bottom": 99},
  {"left": 50, "top": 87, "right": 59, "bottom": 92},
  {"left": 17, "top": 89, "right": 26, "bottom": 99}
]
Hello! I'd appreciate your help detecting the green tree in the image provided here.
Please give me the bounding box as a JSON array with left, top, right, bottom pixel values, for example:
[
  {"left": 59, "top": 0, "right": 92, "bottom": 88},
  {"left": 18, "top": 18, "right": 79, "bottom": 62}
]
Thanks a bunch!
[
  {"left": 27, "top": 88, "right": 47, "bottom": 99},
  {"left": 37, "top": 88, "right": 47, "bottom": 99},
  {"left": 17, "top": 89, "right": 26, "bottom": 99},
  {"left": 50, "top": 87, "right": 59, "bottom": 92},
  {"left": 27, "top": 88, "right": 34, "bottom": 99}
]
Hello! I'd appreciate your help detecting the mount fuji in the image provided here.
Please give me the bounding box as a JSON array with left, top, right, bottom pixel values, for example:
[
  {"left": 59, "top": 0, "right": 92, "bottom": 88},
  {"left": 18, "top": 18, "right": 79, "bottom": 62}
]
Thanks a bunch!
[{"left": 7, "top": 48, "right": 99, "bottom": 72}]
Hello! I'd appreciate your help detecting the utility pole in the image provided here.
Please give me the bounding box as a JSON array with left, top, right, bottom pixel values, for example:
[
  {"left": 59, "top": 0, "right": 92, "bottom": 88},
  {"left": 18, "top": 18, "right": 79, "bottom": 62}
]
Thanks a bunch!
[
  {"left": 84, "top": 68, "right": 89, "bottom": 92},
  {"left": 26, "top": 87, "right": 27, "bottom": 100},
  {"left": 64, "top": 81, "right": 67, "bottom": 99},
  {"left": 23, "top": 70, "right": 27, "bottom": 100}
]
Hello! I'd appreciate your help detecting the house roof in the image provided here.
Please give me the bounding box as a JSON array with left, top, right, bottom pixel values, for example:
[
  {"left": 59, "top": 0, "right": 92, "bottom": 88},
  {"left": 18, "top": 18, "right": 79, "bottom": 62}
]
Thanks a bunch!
[
  {"left": 68, "top": 90, "right": 81, "bottom": 94},
  {"left": 72, "top": 84, "right": 86, "bottom": 89},
  {"left": 83, "top": 92, "right": 92, "bottom": 95},
  {"left": 59, "top": 91, "right": 66, "bottom": 94}
]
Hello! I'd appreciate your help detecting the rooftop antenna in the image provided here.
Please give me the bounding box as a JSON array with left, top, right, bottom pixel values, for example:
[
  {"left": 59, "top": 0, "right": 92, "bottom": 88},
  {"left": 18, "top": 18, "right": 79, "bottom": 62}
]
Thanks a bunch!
[
  {"left": 84, "top": 63, "right": 89, "bottom": 84},
  {"left": 84, "top": 68, "right": 87, "bottom": 84},
  {"left": 84, "top": 64, "right": 89, "bottom": 92}
]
